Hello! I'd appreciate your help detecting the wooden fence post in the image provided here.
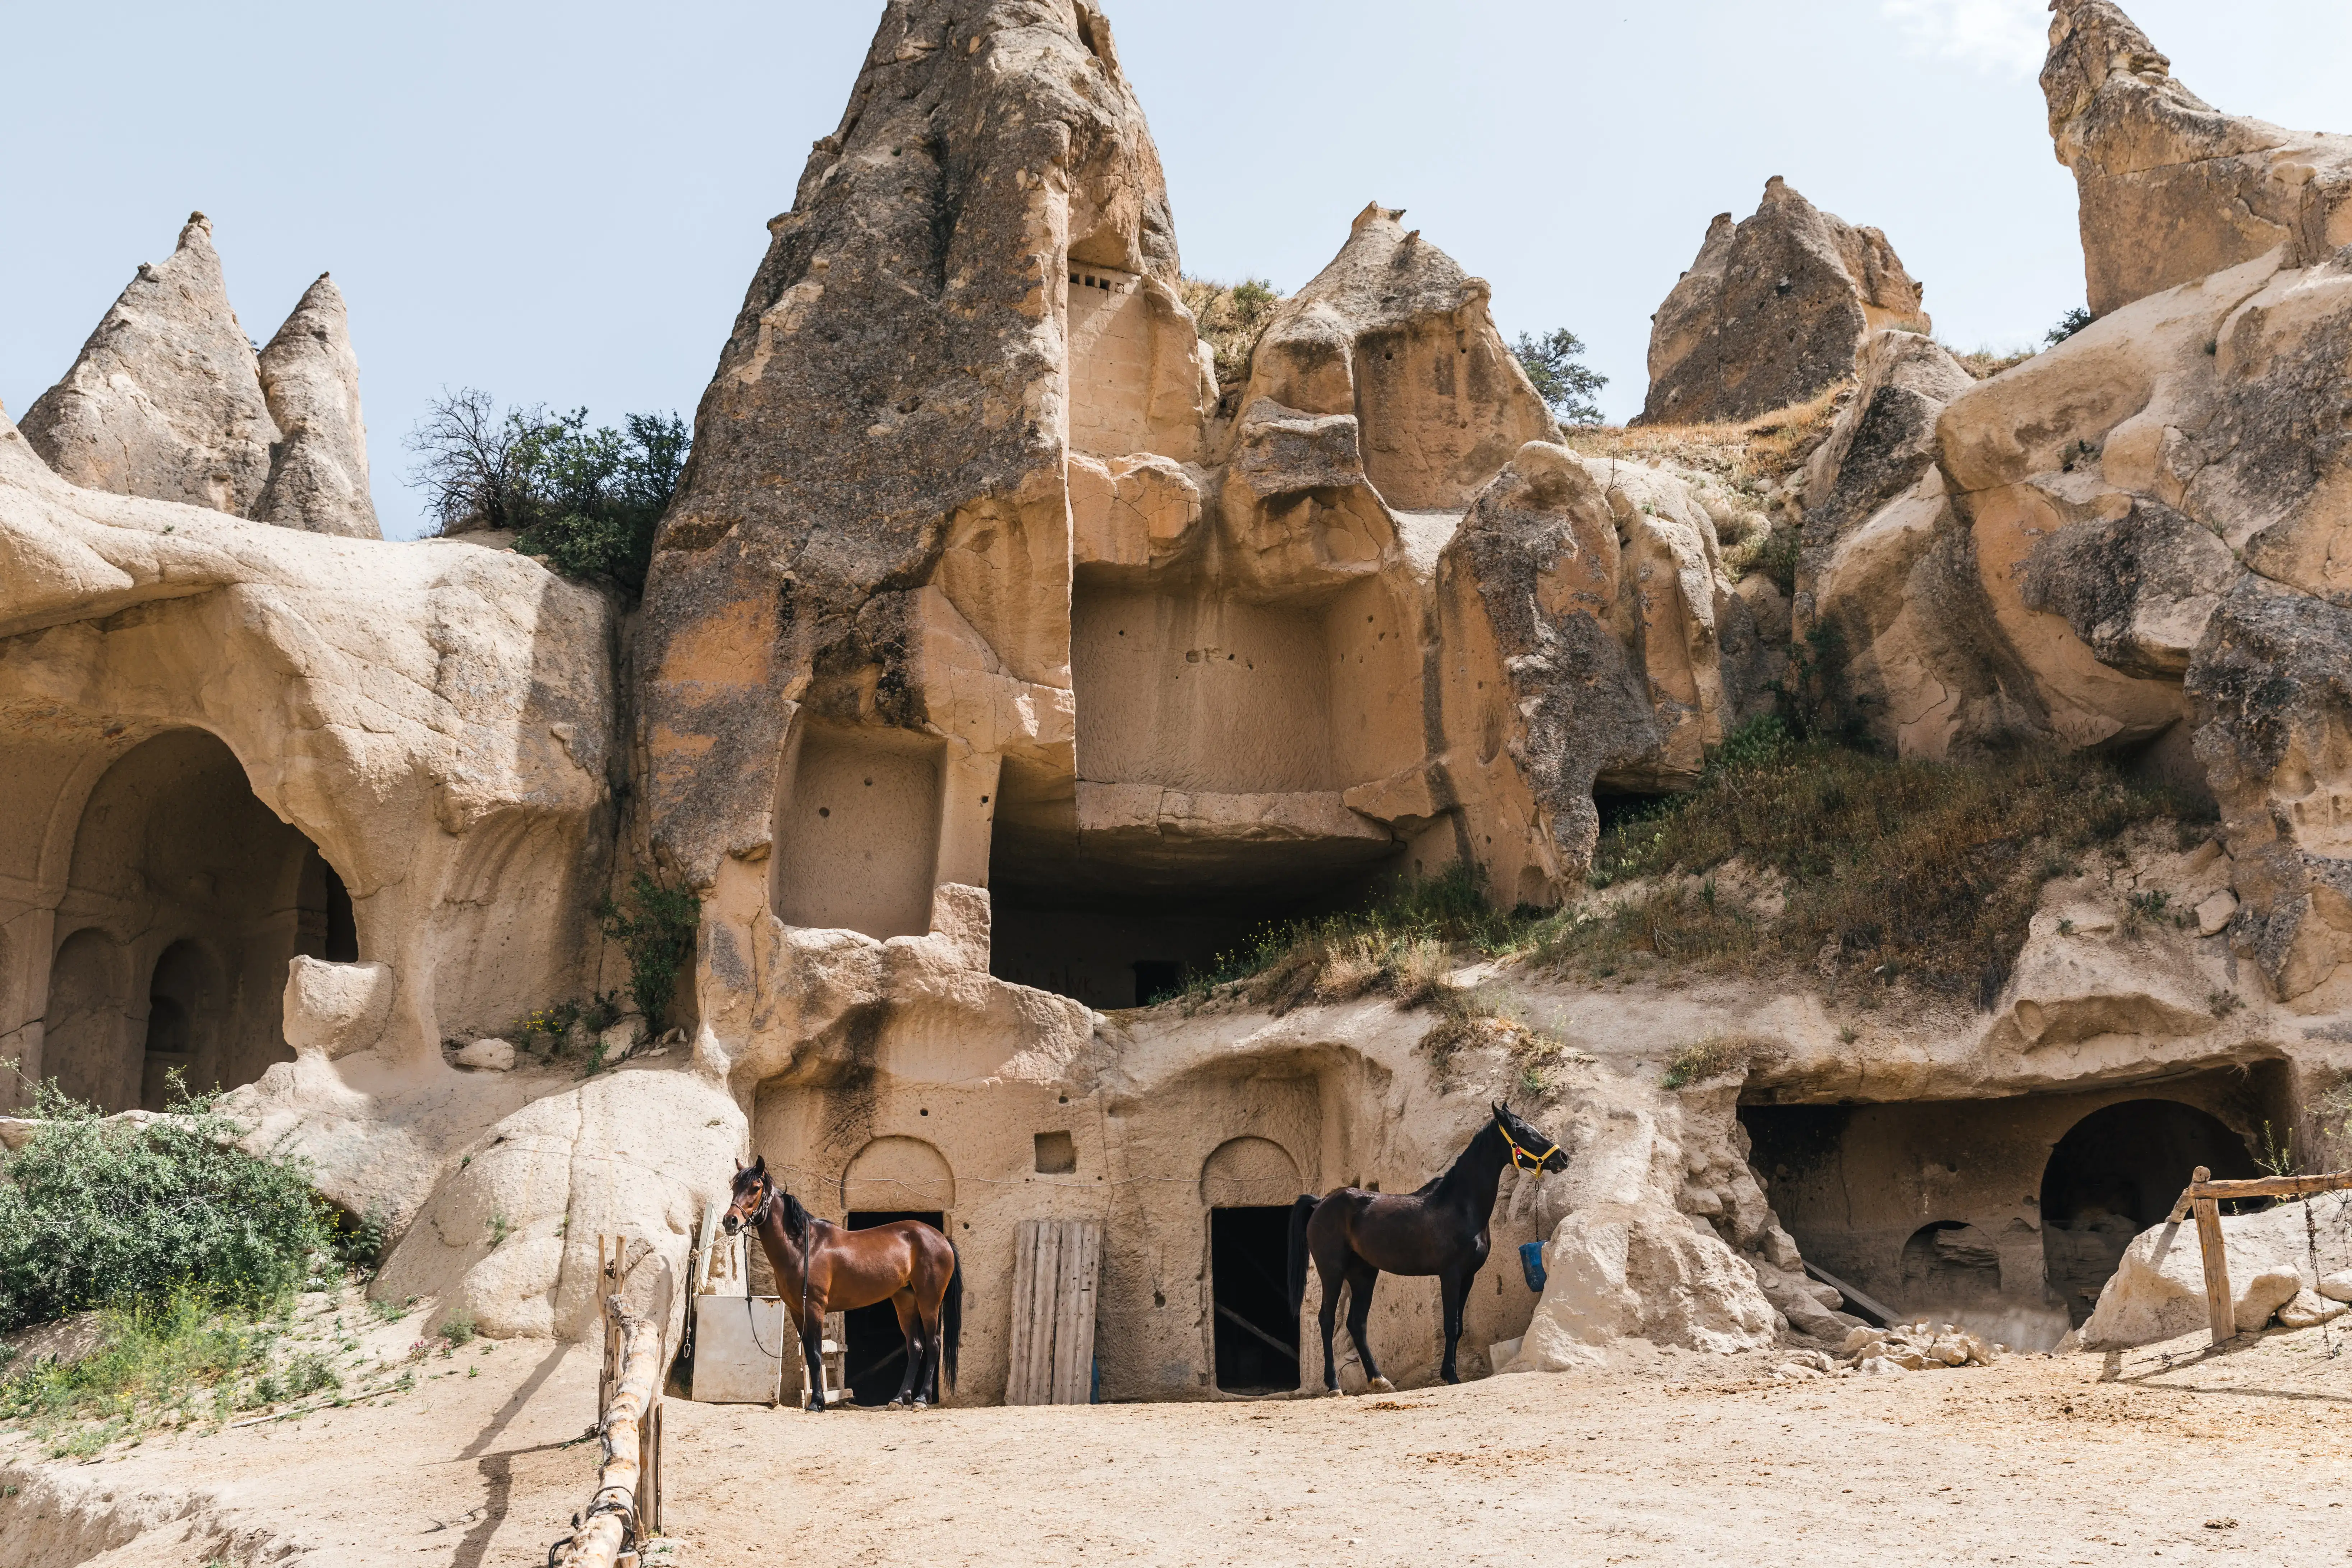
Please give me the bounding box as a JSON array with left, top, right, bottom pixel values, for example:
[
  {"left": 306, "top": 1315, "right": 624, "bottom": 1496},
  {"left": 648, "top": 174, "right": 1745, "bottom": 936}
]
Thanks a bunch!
[{"left": 2188, "top": 1166, "right": 2236, "bottom": 1347}]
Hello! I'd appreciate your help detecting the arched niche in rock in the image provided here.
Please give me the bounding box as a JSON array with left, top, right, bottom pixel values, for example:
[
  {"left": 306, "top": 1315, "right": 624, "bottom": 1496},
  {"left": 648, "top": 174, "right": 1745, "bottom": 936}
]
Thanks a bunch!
[
  {"left": 1899, "top": 1221, "right": 2003, "bottom": 1306},
  {"left": 47, "top": 727, "right": 360, "bottom": 1109},
  {"left": 771, "top": 720, "right": 945, "bottom": 942},
  {"left": 1200, "top": 1135, "right": 1305, "bottom": 1209},
  {"left": 44, "top": 928, "right": 130, "bottom": 1112},
  {"left": 843, "top": 1135, "right": 957, "bottom": 1215},
  {"left": 2040, "top": 1098, "right": 2259, "bottom": 1326}
]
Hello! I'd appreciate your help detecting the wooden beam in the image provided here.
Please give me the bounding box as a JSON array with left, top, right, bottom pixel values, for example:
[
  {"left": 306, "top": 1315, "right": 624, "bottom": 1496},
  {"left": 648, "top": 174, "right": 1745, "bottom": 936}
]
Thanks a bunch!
[
  {"left": 2181, "top": 1170, "right": 2352, "bottom": 1203},
  {"left": 1215, "top": 1302, "right": 1298, "bottom": 1359},
  {"left": 2189, "top": 1166, "right": 2237, "bottom": 1348},
  {"left": 1801, "top": 1261, "right": 1898, "bottom": 1329}
]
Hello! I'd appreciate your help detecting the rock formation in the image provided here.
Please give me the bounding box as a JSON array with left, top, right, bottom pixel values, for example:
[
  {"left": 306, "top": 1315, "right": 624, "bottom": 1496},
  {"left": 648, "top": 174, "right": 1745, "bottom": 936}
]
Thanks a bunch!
[
  {"left": 252, "top": 275, "right": 381, "bottom": 539},
  {"left": 7, "top": 0, "right": 2352, "bottom": 1410},
  {"left": 23, "top": 214, "right": 279, "bottom": 517},
  {"left": 1793, "top": 0, "right": 2352, "bottom": 1007},
  {"left": 2044, "top": 0, "right": 2352, "bottom": 316},
  {"left": 1639, "top": 178, "right": 1930, "bottom": 426},
  {"left": 23, "top": 215, "right": 383, "bottom": 539}
]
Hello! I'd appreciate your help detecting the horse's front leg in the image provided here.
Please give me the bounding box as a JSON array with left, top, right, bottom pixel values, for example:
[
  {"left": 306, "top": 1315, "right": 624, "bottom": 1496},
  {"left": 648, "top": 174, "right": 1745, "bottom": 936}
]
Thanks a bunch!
[
  {"left": 796, "top": 1298, "right": 829, "bottom": 1412},
  {"left": 1438, "top": 1269, "right": 1470, "bottom": 1385}
]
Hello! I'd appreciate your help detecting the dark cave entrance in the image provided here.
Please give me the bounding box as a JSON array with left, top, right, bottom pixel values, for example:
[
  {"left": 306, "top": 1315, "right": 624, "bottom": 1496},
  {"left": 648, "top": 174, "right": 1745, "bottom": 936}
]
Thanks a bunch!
[
  {"left": 842, "top": 1210, "right": 945, "bottom": 1406},
  {"left": 2040, "top": 1100, "right": 2260, "bottom": 1326},
  {"left": 1209, "top": 1206, "right": 1300, "bottom": 1394}
]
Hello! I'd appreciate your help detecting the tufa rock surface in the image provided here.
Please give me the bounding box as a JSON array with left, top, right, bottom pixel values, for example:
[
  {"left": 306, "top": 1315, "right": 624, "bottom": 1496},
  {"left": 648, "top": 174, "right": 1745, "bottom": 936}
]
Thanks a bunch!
[
  {"left": 23, "top": 216, "right": 383, "bottom": 538},
  {"left": 637, "top": 0, "right": 1172, "bottom": 887},
  {"left": 22, "top": 214, "right": 279, "bottom": 517},
  {"left": 1639, "top": 177, "right": 1930, "bottom": 427},
  {"left": 252, "top": 275, "right": 382, "bottom": 539},
  {"left": 2044, "top": 0, "right": 2352, "bottom": 317},
  {"left": 1241, "top": 202, "right": 1557, "bottom": 511}
]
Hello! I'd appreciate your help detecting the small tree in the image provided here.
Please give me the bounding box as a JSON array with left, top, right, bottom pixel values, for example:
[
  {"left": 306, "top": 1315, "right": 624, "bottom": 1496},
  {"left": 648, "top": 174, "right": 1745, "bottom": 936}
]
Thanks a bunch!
[
  {"left": 1513, "top": 329, "right": 1608, "bottom": 425},
  {"left": 2045, "top": 306, "right": 2096, "bottom": 346},
  {"left": 403, "top": 392, "right": 690, "bottom": 597}
]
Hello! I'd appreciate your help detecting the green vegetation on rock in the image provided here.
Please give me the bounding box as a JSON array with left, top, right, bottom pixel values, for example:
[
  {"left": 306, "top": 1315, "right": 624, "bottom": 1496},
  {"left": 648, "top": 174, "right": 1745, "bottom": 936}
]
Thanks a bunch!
[
  {"left": 0, "top": 1078, "right": 328, "bottom": 1333},
  {"left": 404, "top": 389, "right": 689, "bottom": 596}
]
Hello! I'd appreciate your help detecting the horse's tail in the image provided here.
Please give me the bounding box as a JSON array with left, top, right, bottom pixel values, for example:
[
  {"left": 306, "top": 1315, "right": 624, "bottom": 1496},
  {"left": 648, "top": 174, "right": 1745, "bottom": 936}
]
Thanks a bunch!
[
  {"left": 1287, "top": 1193, "right": 1320, "bottom": 1316},
  {"left": 942, "top": 1240, "right": 963, "bottom": 1393}
]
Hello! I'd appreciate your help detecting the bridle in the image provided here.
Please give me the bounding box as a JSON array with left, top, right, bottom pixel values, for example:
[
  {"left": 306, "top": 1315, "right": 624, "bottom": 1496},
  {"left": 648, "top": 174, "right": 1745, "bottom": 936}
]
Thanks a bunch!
[
  {"left": 729, "top": 1172, "right": 777, "bottom": 1233},
  {"left": 1496, "top": 1113, "right": 1561, "bottom": 1176}
]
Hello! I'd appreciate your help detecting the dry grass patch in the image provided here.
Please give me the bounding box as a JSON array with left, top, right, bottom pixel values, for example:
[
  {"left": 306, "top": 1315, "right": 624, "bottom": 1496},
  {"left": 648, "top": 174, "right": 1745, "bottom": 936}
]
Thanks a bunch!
[{"left": 1531, "top": 731, "right": 2187, "bottom": 1005}]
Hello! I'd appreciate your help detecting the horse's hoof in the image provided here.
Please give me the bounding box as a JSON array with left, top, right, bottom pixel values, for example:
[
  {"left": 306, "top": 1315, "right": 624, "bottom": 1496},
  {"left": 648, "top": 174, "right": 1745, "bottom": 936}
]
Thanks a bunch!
[
  {"left": 912, "top": 1399, "right": 929, "bottom": 1411},
  {"left": 1368, "top": 1376, "right": 1396, "bottom": 1394},
  {"left": 1324, "top": 1387, "right": 1345, "bottom": 1399}
]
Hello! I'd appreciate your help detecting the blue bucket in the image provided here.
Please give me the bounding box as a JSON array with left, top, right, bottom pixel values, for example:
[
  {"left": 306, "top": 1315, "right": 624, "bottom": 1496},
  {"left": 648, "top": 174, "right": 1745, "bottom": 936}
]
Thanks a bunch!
[{"left": 1518, "top": 1241, "right": 1548, "bottom": 1293}]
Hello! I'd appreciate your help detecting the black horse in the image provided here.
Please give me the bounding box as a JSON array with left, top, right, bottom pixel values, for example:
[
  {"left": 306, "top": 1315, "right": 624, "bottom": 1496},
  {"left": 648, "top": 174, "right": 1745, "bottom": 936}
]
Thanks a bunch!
[{"left": 1287, "top": 1101, "right": 1569, "bottom": 1392}]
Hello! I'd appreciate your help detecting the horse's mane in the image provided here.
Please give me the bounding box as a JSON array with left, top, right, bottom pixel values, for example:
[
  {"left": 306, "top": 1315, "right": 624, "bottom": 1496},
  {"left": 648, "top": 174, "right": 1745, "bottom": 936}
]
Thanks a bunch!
[
  {"left": 777, "top": 1189, "right": 813, "bottom": 1245},
  {"left": 1418, "top": 1118, "right": 1506, "bottom": 1195}
]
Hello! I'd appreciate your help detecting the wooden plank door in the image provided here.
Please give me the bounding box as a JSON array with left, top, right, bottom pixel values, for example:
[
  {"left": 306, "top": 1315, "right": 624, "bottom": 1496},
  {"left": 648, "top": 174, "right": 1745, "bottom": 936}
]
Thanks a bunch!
[{"left": 1007, "top": 1218, "right": 1101, "bottom": 1405}]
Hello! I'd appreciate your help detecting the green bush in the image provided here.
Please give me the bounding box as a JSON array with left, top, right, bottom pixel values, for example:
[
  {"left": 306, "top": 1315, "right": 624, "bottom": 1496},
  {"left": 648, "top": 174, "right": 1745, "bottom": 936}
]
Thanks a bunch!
[
  {"left": 0, "top": 1290, "right": 279, "bottom": 1445},
  {"left": 0, "top": 1079, "right": 328, "bottom": 1332},
  {"left": 405, "top": 393, "right": 689, "bottom": 598},
  {"left": 597, "top": 873, "right": 702, "bottom": 1026}
]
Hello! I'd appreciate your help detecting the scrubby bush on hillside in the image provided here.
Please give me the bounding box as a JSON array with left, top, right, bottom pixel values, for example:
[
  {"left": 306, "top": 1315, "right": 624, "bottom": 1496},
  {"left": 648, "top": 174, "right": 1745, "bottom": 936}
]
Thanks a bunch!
[
  {"left": 598, "top": 872, "right": 702, "bottom": 1027},
  {"left": 404, "top": 390, "right": 689, "bottom": 596},
  {"left": 1178, "top": 275, "right": 1284, "bottom": 385},
  {"left": 1184, "top": 726, "right": 2187, "bottom": 1016},
  {"left": 1556, "top": 728, "right": 2183, "bottom": 1003},
  {"left": 0, "top": 1078, "right": 327, "bottom": 1332}
]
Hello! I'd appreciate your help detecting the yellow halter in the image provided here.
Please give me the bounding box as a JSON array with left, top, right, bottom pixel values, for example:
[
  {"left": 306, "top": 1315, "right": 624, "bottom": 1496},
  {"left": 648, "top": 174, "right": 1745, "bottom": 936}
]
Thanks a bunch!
[{"left": 1497, "top": 1115, "right": 1560, "bottom": 1175}]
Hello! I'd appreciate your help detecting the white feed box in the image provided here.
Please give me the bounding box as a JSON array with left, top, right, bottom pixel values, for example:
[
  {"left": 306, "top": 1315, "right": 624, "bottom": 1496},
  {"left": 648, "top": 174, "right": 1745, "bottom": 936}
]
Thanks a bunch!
[{"left": 692, "top": 1294, "right": 789, "bottom": 1404}]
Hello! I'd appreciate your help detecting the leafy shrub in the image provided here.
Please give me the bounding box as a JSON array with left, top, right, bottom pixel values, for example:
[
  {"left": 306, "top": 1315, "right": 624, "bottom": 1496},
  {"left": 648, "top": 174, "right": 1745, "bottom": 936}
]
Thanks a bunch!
[
  {"left": 598, "top": 873, "right": 702, "bottom": 1027},
  {"left": 2046, "top": 306, "right": 2096, "bottom": 346},
  {"left": 0, "top": 1079, "right": 327, "bottom": 1332},
  {"left": 1512, "top": 329, "right": 1609, "bottom": 426},
  {"left": 0, "top": 1290, "right": 279, "bottom": 1450},
  {"left": 405, "top": 392, "right": 689, "bottom": 597}
]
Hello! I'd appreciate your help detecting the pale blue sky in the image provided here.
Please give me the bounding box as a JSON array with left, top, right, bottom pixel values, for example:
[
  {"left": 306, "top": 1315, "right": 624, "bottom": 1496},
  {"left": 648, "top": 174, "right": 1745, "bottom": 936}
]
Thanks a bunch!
[{"left": 4, "top": 1, "right": 2347, "bottom": 540}]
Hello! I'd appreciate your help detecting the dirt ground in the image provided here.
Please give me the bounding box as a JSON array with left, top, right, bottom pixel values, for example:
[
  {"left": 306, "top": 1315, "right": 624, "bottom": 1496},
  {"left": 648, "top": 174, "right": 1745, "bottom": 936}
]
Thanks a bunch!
[{"left": 5, "top": 1324, "right": 2348, "bottom": 1567}]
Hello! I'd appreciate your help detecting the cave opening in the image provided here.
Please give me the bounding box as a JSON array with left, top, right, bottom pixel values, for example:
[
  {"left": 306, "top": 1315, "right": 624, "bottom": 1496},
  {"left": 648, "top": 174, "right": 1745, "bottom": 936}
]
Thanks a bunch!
[
  {"left": 41, "top": 728, "right": 354, "bottom": 1113},
  {"left": 2040, "top": 1099, "right": 2260, "bottom": 1325},
  {"left": 1209, "top": 1205, "right": 1300, "bottom": 1395}
]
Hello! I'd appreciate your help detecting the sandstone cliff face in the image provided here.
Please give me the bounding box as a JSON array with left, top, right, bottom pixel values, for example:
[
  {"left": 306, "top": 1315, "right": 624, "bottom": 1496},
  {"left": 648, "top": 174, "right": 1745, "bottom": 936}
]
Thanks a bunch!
[
  {"left": 22, "top": 216, "right": 385, "bottom": 539},
  {"left": 1794, "top": 2, "right": 2352, "bottom": 1004},
  {"left": 2044, "top": 0, "right": 2352, "bottom": 317},
  {"left": 0, "top": 402, "right": 617, "bottom": 1101},
  {"left": 23, "top": 215, "right": 278, "bottom": 517},
  {"left": 1639, "top": 178, "right": 1930, "bottom": 427},
  {"left": 638, "top": 0, "right": 1169, "bottom": 889},
  {"left": 252, "top": 275, "right": 380, "bottom": 539}
]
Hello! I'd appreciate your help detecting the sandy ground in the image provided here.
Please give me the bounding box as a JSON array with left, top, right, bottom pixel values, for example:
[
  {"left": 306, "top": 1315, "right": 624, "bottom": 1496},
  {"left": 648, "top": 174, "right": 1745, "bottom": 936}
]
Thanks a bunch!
[{"left": 5, "top": 1324, "right": 2348, "bottom": 1567}]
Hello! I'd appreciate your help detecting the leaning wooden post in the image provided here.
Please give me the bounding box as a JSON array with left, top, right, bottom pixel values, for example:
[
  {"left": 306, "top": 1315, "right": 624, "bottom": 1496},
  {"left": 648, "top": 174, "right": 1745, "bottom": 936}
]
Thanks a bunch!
[
  {"left": 549, "top": 1295, "right": 663, "bottom": 1568},
  {"left": 2188, "top": 1166, "right": 2235, "bottom": 1347}
]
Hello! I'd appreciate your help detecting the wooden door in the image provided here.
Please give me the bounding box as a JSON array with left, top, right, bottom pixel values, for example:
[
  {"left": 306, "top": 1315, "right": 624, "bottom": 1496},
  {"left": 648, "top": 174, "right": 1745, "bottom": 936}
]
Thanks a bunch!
[{"left": 1005, "top": 1218, "right": 1101, "bottom": 1405}]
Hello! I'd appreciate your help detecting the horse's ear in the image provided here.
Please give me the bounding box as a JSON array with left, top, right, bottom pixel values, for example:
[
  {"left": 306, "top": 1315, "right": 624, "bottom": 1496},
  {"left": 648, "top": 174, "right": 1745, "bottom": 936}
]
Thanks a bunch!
[
  {"left": 734, "top": 1157, "right": 746, "bottom": 1173},
  {"left": 753, "top": 1155, "right": 767, "bottom": 1175},
  {"left": 1492, "top": 1099, "right": 1508, "bottom": 1116}
]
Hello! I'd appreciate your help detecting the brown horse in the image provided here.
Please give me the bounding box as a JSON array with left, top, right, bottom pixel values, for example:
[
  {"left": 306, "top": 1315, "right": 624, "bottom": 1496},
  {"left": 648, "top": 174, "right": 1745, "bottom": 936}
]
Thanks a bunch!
[
  {"left": 722, "top": 1156, "right": 961, "bottom": 1411},
  {"left": 1288, "top": 1102, "right": 1569, "bottom": 1392}
]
